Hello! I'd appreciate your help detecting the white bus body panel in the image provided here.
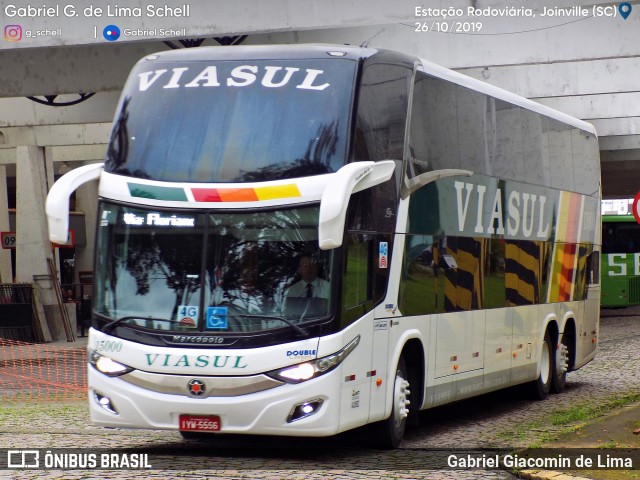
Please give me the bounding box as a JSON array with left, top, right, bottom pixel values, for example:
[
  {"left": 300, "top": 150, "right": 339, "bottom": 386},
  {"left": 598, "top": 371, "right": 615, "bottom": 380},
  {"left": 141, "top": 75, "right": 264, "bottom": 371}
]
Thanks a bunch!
[
  {"left": 89, "top": 367, "right": 341, "bottom": 435},
  {"left": 88, "top": 317, "right": 380, "bottom": 436}
]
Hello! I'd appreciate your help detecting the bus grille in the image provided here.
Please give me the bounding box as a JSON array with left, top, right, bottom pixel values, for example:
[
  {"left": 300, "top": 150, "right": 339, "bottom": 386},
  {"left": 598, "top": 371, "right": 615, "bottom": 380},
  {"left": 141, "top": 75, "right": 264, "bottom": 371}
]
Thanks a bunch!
[{"left": 629, "top": 277, "right": 640, "bottom": 304}]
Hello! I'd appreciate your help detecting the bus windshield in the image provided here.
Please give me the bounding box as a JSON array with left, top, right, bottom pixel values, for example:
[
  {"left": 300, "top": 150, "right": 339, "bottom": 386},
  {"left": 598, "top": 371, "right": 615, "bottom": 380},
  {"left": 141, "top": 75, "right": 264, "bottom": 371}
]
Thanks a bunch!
[
  {"left": 94, "top": 201, "right": 334, "bottom": 334},
  {"left": 104, "top": 58, "right": 356, "bottom": 183}
]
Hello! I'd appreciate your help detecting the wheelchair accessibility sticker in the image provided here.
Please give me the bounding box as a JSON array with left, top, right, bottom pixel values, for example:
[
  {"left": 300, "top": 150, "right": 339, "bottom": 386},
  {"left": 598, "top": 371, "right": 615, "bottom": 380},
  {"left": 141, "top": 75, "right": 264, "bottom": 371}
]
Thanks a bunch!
[{"left": 206, "top": 307, "right": 228, "bottom": 329}]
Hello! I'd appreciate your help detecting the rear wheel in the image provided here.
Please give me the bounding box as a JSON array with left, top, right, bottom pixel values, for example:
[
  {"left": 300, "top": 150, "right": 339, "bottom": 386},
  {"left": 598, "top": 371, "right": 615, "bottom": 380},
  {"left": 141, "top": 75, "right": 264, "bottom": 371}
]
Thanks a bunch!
[
  {"left": 375, "top": 355, "right": 410, "bottom": 449},
  {"left": 529, "top": 331, "right": 553, "bottom": 400},
  {"left": 551, "top": 333, "right": 569, "bottom": 394}
]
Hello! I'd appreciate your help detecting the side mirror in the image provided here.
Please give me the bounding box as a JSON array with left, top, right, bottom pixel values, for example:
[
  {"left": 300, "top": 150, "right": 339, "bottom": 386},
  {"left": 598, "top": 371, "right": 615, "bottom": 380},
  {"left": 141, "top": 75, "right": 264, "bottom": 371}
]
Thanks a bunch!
[
  {"left": 46, "top": 163, "right": 103, "bottom": 243},
  {"left": 318, "top": 161, "right": 396, "bottom": 250},
  {"left": 401, "top": 168, "right": 473, "bottom": 199}
]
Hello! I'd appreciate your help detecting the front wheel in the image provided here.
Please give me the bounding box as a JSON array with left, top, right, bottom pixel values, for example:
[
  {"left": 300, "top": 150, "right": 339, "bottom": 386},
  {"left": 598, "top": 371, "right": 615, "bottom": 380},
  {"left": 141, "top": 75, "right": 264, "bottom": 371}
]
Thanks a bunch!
[
  {"left": 529, "top": 331, "right": 553, "bottom": 400},
  {"left": 374, "top": 355, "right": 410, "bottom": 449}
]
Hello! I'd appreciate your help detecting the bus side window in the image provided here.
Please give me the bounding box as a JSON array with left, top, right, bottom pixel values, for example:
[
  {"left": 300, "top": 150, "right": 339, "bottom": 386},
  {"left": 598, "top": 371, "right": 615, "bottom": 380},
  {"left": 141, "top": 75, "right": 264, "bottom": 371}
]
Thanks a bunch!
[{"left": 342, "top": 233, "right": 374, "bottom": 326}]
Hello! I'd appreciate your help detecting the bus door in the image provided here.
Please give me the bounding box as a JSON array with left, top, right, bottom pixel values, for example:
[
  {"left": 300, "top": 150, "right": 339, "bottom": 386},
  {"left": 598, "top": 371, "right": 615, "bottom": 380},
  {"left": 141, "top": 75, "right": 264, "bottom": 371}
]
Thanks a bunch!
[{"left": 369, "top": 315, "right": 391, "bottom": 422}]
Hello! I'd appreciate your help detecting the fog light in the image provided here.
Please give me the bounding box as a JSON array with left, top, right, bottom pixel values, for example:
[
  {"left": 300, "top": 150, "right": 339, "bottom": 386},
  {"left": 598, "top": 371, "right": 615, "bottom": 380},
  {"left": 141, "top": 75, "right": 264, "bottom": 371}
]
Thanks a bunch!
[
  {"left": 94, "top": 391, "right": 118, "bottom": 415},
  {"left": 287, "top": 399, "right": 323, "bottom": 423}
]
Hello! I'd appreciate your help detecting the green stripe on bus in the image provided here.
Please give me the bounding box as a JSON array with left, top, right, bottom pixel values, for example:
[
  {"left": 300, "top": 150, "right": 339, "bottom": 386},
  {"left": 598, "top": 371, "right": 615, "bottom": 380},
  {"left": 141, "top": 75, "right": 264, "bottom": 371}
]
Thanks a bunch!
[{"left": 127, "top": 183, "right": 188, "bottom": 201}]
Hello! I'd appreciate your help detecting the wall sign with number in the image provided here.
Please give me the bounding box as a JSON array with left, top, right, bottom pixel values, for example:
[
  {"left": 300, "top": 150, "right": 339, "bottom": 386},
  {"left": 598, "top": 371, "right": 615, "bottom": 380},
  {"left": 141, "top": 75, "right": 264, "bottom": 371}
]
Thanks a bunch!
[{"left": 1, "top": 232, "right": 16, "bottom": 249}]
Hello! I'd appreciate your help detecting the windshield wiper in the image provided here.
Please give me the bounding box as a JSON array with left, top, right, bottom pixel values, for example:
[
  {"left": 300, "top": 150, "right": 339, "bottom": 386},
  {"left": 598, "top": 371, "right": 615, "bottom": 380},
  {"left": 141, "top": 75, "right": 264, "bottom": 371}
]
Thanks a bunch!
[
  {"left": 238, "top": 314, "right": 309, "bottom": 337},
  {"left": 102, "top": 316, "right": 182, "bottom": 333}
]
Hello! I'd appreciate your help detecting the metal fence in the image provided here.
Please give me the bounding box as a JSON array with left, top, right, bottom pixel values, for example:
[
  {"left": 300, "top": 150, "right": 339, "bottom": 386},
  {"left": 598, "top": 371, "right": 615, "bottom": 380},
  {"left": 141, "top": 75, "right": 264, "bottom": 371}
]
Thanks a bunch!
[
  {"left": 0, "top": 283, "right": 39, "bottom": 342},
  {"left": 0, "top": 337, "right": 87, "bottom": 401}
]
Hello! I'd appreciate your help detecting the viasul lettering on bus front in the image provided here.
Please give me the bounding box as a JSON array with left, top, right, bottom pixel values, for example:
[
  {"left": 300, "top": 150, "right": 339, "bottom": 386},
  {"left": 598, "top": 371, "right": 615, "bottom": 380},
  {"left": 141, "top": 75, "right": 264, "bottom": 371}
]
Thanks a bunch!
[
  {"left": 145, "top": 353, "right": 248, "bottom": 369},
  {"left": 137, "top": 65, "right": 331, "bottom": 91}
]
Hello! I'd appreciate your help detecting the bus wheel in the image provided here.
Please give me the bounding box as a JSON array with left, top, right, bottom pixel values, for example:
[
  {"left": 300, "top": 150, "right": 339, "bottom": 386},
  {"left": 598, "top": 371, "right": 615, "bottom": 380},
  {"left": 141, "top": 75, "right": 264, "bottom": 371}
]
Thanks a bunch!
[
  {"left": 529, "top": 331, "right": 552, "bottom": 400},
  {"left": 376, "top": 355, "right": 410, "bottom": 449},
  {"left": 551, "top": 336, "right": 569, "bottom": 394}
]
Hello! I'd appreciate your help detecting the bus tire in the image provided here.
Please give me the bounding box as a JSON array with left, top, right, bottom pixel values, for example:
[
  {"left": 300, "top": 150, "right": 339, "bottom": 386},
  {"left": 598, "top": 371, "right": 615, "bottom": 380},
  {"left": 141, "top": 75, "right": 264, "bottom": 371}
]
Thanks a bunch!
[
  {"left": 529, "top": 330, "right": 553, "bottom": 400},
  {"left": 375, "top": 354, "right": 410, "bottom": 449},
  {"left": 551, "top": 333, "right": 569, "bottom": 394}
]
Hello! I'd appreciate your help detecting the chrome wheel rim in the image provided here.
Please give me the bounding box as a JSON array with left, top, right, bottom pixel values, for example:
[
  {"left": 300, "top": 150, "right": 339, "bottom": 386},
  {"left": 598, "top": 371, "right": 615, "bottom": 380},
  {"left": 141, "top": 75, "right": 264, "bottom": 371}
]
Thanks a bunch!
[{"left": 392, "top": 370, "right": 410, "bottom": 428}]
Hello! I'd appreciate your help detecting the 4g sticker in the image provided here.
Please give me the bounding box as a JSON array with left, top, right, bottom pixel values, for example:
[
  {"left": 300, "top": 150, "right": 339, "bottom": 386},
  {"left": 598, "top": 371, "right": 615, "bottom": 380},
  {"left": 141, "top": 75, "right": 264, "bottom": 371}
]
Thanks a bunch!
[{"left": 178, "top": 305, "right": 199, "bottom": 327}]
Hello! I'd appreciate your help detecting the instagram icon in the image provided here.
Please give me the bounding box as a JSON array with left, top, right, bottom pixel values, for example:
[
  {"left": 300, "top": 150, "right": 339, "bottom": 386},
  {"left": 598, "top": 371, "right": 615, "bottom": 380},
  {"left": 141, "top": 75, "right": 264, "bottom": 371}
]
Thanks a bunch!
[{"left": 4, "top": 25, "right": 22, "bottom": 42}]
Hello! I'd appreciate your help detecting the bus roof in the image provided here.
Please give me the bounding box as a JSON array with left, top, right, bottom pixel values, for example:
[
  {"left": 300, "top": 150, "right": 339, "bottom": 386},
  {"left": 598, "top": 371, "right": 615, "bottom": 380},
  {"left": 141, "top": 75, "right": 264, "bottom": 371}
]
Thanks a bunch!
[{"left": 140, "top": 43, "right": 378, "bottom": 63}]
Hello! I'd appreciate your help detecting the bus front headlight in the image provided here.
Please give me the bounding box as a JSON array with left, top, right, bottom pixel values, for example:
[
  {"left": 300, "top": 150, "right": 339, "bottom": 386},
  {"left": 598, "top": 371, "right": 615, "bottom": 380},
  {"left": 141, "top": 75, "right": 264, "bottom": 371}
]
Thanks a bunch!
[
  {"left": 266, "top": 335, "right": 360, "bottom": 384},
  {"left": 90, "top": 351, "right": 134, "bottom": 377}
]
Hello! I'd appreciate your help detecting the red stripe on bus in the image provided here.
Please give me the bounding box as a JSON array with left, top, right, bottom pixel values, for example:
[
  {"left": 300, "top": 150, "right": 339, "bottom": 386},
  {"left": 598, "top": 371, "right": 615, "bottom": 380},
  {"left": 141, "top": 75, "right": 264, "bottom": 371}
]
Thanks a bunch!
[{"left": 191, "top": 188, "right": 222, "bottom": 202}]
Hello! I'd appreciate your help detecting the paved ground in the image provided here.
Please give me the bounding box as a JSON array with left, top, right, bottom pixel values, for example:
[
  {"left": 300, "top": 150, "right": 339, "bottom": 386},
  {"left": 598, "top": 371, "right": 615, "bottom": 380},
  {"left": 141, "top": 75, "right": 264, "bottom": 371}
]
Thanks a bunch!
[{"left": 0, "top": 308, "right": 639, "bottom": 479}]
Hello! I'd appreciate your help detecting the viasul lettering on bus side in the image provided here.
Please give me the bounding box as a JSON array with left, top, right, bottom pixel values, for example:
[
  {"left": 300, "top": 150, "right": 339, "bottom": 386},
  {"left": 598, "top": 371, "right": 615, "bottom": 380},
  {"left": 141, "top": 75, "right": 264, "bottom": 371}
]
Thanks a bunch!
[{"left": 454, "top": 181, "right": 550, "bottom": 239}]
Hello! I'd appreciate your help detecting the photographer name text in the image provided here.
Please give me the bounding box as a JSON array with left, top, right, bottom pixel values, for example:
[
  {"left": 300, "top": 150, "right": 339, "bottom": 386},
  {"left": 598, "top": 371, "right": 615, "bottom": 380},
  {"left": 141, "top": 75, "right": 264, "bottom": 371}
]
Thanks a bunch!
[
  {"left": 4, "top": 4, "right": 190, "bottom": 18},
  {"left": 448, "top": 453, "right": 633, "bottom": 469}
]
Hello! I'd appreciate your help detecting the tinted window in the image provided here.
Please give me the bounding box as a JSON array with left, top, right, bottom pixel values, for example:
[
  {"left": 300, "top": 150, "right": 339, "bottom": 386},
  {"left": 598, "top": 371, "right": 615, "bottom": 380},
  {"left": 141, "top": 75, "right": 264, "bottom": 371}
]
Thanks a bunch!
[
  {"left": 547, "top": 119, "right": 574, "bottom": 191},
  {"left": 354, "top": 61, "right": 411, "bottom": 163},
  {"left": 521, "top": 110, "right": 550, "bottom": 187},
  {"left": 105, "top": 59, "right": 356, "bottom": 182},
  {"left": 602, "top": 221, "right": 640, "bottom": 253},
  {"left": 505, "top": 240, "right": 549, "bottom": 305},
  {"left": 457, "top": 87, "right": 490, "bottom": 175},
  {"left": 407, "top": 72, "right": 599, "bottom": 196},
  {"left": 492, "top": 100, "right": 524, "bottom": 181},
  {"left": 407, "top": 73, "right": 459, "bottom": 177},
  {"left": 399, "top": 234, "right": 564, "bottom": 313}
]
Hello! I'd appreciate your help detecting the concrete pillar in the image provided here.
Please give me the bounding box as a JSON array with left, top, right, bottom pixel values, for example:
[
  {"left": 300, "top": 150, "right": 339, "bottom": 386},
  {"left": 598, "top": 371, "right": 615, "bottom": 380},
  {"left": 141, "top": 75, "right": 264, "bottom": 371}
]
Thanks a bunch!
[
  {"left": 15, "top": 145, "right": 55, "bottom": 341},
  {"left": 44, "top": 148, "right": 61, "bottom": 289},
  {"left": 0, "top": 165, "right": 12, "bottom": 282}
]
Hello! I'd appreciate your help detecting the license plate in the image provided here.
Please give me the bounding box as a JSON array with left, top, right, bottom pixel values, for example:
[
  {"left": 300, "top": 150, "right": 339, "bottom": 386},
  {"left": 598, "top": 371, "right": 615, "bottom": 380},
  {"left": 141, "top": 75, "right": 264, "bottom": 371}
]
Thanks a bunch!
[{"left": 179, "top": 414, "right": 221, "bottom": 432}]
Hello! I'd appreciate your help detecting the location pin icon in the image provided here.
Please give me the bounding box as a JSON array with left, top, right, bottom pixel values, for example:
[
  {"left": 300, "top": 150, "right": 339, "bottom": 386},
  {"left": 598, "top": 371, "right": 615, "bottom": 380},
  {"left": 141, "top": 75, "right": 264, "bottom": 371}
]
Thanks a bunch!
[{"left": 619, "top": 2, "right": 632, "bottom": 19}]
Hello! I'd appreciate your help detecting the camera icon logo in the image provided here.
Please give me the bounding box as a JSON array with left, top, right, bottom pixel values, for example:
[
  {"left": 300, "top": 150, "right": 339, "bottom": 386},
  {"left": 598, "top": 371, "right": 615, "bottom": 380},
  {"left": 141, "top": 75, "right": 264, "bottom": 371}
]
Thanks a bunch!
[{"left": 4, "top": 25, "right": 22, "bottom": 42}]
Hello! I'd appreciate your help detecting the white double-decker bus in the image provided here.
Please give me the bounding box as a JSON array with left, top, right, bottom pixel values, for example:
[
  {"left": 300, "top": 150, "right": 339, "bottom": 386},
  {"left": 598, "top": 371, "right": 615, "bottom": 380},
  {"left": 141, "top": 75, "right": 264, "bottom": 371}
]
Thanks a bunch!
[{"left": 46, "top": 44, "right": 601, "bottom": 448}]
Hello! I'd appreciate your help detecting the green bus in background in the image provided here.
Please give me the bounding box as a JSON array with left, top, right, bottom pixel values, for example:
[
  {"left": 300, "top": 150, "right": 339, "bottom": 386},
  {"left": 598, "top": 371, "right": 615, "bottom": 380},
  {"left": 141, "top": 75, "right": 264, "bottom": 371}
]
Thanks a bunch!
[{"left": 601, "top": 214, "right": 640, "bottom": 308}]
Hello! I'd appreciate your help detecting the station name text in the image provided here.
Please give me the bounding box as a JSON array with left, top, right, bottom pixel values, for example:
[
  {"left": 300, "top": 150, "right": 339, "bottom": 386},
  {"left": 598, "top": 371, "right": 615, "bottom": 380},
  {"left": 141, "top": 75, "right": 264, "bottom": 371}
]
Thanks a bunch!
[
  {"left": 414, "top": 5, "right": 621, "bottom": 18},
  {"left": 4, "top": 4, "right": 190, "bottom": 18}
]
